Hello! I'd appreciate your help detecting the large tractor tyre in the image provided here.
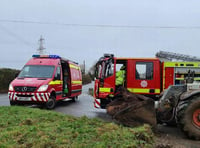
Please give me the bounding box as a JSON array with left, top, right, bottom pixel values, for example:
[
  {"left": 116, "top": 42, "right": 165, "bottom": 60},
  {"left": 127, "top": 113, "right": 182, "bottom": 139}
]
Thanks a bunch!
[
  {"left": 176, "top": 96, "right": 200, "bottom": 140},
  {"left": 45, "top": 96, "right": 56, "bottom": 109}
]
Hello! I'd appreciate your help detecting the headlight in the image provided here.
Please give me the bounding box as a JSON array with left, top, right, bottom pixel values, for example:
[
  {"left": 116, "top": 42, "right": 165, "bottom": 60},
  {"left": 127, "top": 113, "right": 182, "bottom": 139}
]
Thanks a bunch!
[
  {"left": 9, "top": 84, "right": 14, "bottom": 91},
  {"left": 37, "top": 85, "right": 48, "bottom": 92}
]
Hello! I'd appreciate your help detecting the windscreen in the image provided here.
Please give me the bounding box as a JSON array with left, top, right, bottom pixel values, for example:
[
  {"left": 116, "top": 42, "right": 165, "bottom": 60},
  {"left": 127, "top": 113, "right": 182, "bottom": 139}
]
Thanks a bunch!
[
  {"left": 95, "top": 59, "right": 114, "bottom": 79},
  {"left": 95, "top": 63, "right": 102, "bottom": 79},
  {"left": 18, "top": 65, "right": 55, "bottom": 78}
]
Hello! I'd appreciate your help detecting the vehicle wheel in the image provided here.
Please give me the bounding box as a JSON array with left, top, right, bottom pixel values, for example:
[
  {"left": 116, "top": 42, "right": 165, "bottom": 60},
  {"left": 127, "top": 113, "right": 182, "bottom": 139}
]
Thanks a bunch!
[
  {"left": 176, "top": 96, "right": 200, "bottom": 140},
  {"left": 10, "top": 101, "right": 17, "bottom": 106},
  {"left": 72, "top": 96, "right": 78, "bottom": 102},
  {"left": 45, "top": 96, "right": 56, "bottom": 109}
]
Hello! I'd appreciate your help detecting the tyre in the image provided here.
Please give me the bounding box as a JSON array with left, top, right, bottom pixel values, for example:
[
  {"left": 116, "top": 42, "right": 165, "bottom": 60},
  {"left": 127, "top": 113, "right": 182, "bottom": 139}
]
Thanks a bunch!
[
  {"left": 45, "top": 96, "right": 56, "bottom": 109},
  {"left": 10, "top": 101, "right": 17, "bottom": 106},
  {"left": 176, "top": 96, "right": 200, "bottom": 140},
  {"left": 72, "top": 96, "right": 78, "bottom": 102}
]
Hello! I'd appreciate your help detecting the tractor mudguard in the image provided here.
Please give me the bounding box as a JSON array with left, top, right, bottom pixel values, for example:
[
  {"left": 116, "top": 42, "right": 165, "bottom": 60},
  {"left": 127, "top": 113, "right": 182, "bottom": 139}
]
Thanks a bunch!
[{"left": 180, "top": 90, "right": 200, "bottom": 101}]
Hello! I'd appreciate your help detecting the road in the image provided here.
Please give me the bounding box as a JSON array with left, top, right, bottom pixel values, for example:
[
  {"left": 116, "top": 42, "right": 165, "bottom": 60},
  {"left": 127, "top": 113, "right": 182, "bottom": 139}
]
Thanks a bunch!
[
  {"left": 1, "top": 83, "right": 200, "bottom": 147},
  {"left": 0, "top": 82, "right": 111, "bottom": 121},
  {"left": 54, "top": 82, "right": 112, "bottom": 121},
  {"left": 0, "top": 93, "right": 10, "bottom": 106}
]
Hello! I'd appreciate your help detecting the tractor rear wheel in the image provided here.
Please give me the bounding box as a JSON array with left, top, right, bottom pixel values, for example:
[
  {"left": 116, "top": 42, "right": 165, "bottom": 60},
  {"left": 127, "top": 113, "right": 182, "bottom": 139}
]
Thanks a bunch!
[{"left": 176, "top": 96, "right": 200, "bottom": 140}]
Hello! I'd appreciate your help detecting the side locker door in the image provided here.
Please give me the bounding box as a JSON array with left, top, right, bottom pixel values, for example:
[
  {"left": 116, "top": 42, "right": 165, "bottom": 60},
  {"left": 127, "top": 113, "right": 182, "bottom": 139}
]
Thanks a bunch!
[
  {"left": 127, "top": 59, "right": 161, "bottom": 95},
  {"left": 164, "top": 67, "right": 174, "bottom": 90}
]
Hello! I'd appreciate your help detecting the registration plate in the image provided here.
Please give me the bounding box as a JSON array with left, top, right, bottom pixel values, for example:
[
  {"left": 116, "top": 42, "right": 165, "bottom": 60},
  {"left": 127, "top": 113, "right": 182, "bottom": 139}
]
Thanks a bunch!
[{"left": 17, "top": 97, "right": 31, "bottom": 101}]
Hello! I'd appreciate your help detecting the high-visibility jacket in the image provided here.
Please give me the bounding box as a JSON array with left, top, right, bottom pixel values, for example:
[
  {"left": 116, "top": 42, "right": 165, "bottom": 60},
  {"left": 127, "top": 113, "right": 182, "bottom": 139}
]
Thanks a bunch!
[{"left": 115, "top": 70, "right": 125, "bottom": 86}]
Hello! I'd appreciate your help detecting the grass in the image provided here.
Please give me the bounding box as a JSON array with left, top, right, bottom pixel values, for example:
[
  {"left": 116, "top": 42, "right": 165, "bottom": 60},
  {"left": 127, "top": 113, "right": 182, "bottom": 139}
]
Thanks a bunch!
[{"left": 0, "top": 106, "right": 154, "bottom": 148}]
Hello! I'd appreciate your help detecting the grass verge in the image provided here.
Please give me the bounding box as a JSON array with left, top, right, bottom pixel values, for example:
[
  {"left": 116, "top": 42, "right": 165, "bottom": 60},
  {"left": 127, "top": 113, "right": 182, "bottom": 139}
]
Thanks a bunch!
[{"left": 0, "top": 106, "right": 154, "bottom": 148}]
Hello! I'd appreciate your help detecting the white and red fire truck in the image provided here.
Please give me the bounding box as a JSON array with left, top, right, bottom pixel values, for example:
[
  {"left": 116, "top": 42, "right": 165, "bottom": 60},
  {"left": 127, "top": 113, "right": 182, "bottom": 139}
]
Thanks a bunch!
[
  {"left": 94, "top": 54, "right": 200, "bottom": 108},
  {"left": 8, "top": 54, "right": 82, "bottom": 109}
]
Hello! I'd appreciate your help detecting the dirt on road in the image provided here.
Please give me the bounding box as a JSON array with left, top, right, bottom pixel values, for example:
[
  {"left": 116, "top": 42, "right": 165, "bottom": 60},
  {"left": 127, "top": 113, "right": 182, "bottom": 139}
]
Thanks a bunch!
[{"left": 154, "top": 124, "right": 200, "bottom": 148}]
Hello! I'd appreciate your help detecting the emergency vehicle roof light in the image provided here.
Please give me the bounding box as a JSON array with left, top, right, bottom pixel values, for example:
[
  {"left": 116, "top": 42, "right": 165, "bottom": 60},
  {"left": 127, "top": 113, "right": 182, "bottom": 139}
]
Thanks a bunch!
[
  {"left": 32, "top": 55, "right": 61, "bottom": 59},
  {"left": 32, "top": 55, "right": 40, "bottom": 58},
  {"left": 49, "top": 55, "right": 61, "bottom": 59}
]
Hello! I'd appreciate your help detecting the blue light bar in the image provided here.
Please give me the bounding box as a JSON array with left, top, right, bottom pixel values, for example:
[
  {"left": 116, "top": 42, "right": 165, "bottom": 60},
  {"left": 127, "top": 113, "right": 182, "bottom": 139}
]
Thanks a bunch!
[
  {"left": 32, "top": 55, "right": 61, "bottom": 59},
  {"left": 49, "top": 55, "right": 61, "bottom": 59},
  {"left": 32, "top": 54, "right": 40, "bottom": 58}
]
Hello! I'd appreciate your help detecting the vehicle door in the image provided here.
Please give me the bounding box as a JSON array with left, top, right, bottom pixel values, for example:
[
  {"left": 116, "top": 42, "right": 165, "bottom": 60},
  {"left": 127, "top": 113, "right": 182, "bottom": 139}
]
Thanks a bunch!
[
  {"left": 127, "top": 59, "right": 161, "bottom": 95},
  {"left": 53, "top": 66, "right": 63, "bottom": 99},
  {"left": 94, "top": 58, "right": 115, "bottom": 98}
]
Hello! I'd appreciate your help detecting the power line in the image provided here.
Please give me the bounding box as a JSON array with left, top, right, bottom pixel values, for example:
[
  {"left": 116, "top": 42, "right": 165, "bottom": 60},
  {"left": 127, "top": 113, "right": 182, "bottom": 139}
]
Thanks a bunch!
[
  {"left": 0, "top": 23, "right": 33, "bottom": 47},
  {"left": 1, "top": 19, "right": 200, "bottom": 29}
]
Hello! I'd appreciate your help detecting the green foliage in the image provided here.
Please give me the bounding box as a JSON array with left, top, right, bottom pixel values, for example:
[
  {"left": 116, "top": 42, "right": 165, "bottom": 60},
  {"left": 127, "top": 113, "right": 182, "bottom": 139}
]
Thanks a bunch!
[
  {"left": 82, "top": 74, "right": 92, "bottom": 85},
  {"left": 88, "top": 71, "right": 95, "bottom": 81},
  {"left": 0, "top": 106, "right": 155, "bottom": 148},
  {"left": 0, "top": 68, "right": 20, "bottom": 93}
]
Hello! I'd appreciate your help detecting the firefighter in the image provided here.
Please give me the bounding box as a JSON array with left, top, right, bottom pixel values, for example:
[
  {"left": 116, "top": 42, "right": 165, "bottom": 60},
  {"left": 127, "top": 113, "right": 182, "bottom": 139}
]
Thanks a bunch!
[{"left": 115, "top": 65, "right": 126, "bottom": 91}]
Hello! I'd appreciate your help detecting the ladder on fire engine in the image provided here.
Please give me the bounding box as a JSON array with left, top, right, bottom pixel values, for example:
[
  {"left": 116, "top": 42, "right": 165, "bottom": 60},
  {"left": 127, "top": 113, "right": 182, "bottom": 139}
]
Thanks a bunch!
[{"left": 156, "top": 51, "right": 200, "bottom": 61}]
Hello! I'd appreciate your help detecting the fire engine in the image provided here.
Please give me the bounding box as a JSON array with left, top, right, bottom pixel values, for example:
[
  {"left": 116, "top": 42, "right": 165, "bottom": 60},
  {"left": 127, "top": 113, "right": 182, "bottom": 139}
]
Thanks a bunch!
[
  {"left": 93, "top": 53, "right": 200, "bottom": 139},
  {"left": 94, "top": 54, "right": 200, "bottom": 108},
  {"left": 8, "top": 54, "right": 82, "bottom": 109}
]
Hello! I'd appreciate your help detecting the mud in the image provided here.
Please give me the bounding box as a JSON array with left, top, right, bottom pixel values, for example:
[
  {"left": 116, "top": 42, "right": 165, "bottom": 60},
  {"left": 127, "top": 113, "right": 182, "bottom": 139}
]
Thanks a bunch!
[{"left": 106, "top": 87, "right": 157, "bottom": 128}]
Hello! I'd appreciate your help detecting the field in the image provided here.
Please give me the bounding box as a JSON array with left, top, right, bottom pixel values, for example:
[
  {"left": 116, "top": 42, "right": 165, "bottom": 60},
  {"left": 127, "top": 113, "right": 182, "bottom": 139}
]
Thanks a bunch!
[{"left": 0, "top": 106, "right": 154, "bottom": 148}]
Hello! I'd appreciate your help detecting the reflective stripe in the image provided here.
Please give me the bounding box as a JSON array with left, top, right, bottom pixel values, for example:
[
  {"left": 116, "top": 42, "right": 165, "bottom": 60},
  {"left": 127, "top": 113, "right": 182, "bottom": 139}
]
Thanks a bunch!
[
  {"left": 8, "top": 92, "right": 50, "bottom": 102},
  {"left": 94, "top": 99, "right": 101, "bottom": 108},
  {"left": 175, "top": 77, "right": 200, "bottom": 81},
  {"left": 72, "top": 80, "right": 82, "bottom": 84},
  {"left": 155, "top": 89, "right": 160, "bottom": 93},
  {"left": 45, "top": 93, "right": 50, "bottom": 101},
  {"left": 128, "top": 88, "right": 160, "bottom": 94},
  {"left": 69, "top": 64, "right": 80, "bottom": 70},
  {"left": 36, "top": 93, "right": 42, "bottom": 101},
  {"left": 194, "top": 78, "right": 200, "bottom": 80},
  {"left": 99, "top": 87, "right": 111, "bottom": 93},
  {"left": 32, "top": 95, "right": 37, "bottom": 101},
  {"left": 49, "top": 80, "right": 63, "bottom": 85},
  {"left": 164, "top": 62, "right": 200, "bottom": 67}
]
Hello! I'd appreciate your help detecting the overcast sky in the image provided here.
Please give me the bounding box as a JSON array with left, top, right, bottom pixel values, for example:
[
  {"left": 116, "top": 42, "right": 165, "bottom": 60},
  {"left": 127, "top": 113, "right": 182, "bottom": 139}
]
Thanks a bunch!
[{"left": 1, "top": 0, "right": 200, "bottom": 70}]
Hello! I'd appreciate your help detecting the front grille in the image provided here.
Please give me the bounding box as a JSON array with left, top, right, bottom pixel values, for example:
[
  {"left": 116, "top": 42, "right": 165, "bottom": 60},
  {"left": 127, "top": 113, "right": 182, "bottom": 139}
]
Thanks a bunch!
[
  {"left": 16, "top": 94, "right": 34, "bottom": 97},
  {"left": 14, "top": 86, "right": 37, "bottom": 92}
]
